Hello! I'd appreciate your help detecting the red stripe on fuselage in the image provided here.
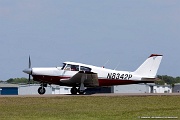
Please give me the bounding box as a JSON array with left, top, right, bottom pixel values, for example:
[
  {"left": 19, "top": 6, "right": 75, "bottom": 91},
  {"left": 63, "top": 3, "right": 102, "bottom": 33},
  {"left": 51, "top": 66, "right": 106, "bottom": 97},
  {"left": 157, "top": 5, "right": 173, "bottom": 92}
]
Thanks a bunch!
[
  {"left": 98, "top": 79, "right": 150, "bottom": 86},
  {"left": 32, "top": 75, "right": 70, "bottom": 85}
]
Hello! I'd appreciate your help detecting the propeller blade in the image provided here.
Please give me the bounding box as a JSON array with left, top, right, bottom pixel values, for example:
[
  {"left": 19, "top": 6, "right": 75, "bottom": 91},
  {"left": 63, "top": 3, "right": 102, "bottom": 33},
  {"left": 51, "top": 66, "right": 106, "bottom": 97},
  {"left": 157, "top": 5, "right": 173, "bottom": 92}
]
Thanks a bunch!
[
  {"left": 29, "top": 55, "right": 31, "bottom": 68},
  {"left": 28, "top": 55, "right": 32, "bottom": 84},
  {"left": 28, "top": 74, "right": 31, "bottom": 84}
]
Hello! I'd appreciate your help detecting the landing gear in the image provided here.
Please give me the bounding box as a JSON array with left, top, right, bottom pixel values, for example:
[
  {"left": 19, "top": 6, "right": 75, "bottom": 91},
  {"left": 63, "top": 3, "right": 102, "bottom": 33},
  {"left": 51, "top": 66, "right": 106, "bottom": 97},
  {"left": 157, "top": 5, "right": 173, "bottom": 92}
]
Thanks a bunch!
[
  {"left": 71, "top": 87, "right": 78, "bottom": 95},
  {"left": 70, "top": 87, "right": 85, "bottom": 95},
  {"left": 70, "top": 74, "right": 86, "bottom": 95},
  {"left": 79, "top": 83, "right": 85, "bottom": 94},
  {"left": 38, "top": 83, "right": 47, "bottom": 95},
  {"left": 78, "top": 89, "right": 85, "bottom": 95},
  {"left": 38, "top": 87, "right": 46, "bottom": 95}
]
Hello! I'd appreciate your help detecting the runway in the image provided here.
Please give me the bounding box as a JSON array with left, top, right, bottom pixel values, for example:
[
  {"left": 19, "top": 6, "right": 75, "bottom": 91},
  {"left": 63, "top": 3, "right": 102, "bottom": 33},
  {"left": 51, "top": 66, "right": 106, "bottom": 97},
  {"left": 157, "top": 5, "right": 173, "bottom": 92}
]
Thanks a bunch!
[{"left": 1, "top": 93, "right": 180, "bottom": 97}]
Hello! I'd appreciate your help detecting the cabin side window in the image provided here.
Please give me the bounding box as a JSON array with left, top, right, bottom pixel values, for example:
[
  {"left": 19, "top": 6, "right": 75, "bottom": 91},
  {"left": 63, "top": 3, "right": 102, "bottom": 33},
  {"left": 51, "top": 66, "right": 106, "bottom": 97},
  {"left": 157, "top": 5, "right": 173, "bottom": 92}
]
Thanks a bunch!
[
  {"left": 80, "top": 66, "right": 91, "bottom": 72},
  {"left": 62, "top": 64, "right": 79, "bottom": 71},
  {"left": 71, "top": 65, "right": 79, "bottom": 71},
  {"left": 65, "top": 64, "right": 71, "bottom": 71}
]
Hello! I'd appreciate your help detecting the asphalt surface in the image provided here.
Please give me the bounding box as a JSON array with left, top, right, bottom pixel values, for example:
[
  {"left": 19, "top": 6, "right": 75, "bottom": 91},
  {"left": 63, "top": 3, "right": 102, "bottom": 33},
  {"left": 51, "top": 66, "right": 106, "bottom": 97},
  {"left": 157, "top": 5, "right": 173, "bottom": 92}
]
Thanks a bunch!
[{"left": 0, "top": 93, "right": 180, "bottom": 97}]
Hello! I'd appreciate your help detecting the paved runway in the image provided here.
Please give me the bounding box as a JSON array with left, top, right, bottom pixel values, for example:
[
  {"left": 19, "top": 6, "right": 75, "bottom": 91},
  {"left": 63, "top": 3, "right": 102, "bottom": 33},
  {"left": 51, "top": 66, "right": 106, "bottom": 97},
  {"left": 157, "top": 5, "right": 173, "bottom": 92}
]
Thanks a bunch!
[{"left": 1, "top": 93, "right": 180, "bottom": 97}]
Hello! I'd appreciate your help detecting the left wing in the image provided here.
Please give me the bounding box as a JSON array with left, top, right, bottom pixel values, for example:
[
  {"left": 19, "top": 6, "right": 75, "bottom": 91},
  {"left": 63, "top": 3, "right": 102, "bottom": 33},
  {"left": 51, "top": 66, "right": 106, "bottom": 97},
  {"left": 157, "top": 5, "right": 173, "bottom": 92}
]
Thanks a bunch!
[{"left": 60, "top": 71, "right": 99, "bottom": 87}]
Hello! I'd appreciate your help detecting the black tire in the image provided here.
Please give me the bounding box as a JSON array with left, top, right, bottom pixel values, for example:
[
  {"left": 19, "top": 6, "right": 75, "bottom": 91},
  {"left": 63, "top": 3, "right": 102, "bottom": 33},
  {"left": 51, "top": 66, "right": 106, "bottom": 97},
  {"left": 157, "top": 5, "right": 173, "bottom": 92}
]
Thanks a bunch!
[
  {"left": 77, "top": 88, "right": 85, "bottom": 95},
  {"left": 71, "top": 87, "right": 78, "bottom": 95},
  {"left": 38, "top": 87, "right": 46, "bottom": 95},
  {"left": 79, "top": 91, "right": 85, "bottom": 95}
]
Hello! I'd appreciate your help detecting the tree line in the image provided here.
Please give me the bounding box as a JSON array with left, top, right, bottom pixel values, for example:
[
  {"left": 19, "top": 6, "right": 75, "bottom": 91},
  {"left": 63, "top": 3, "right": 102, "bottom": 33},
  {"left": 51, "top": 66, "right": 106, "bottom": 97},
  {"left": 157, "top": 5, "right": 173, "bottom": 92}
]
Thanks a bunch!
[
  {"left": 156, "top": 75, "right": 180, "bottom": 85},
  {"left": 0, "top": 75, "right": 180, "bottom": 85},
  {"left": 1, "top": 78, "right": 39, "bottom": 84}
]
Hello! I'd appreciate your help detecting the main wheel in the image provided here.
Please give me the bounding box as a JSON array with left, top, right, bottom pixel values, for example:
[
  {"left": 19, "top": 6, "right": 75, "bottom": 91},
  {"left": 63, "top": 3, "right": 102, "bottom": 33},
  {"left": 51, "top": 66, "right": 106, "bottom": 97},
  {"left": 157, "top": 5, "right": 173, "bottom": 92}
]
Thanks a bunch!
[
  {"left": 78, "top": 91, "right": 85, "bottom": 95},
  {"left": 38, "top": 87, "right": 46, "bottom": 95},
  {"left": 71, "top": 87, "right": 78, "bottom": 95},
  {"left": 77, "top": 88, "right": 85, "bottom": 95}
]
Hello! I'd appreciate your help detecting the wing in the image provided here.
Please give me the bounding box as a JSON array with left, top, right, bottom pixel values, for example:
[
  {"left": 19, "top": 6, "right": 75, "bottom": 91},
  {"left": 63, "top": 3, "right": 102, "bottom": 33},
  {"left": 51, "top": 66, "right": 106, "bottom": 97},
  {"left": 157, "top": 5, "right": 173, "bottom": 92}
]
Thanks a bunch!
[{"left": 60, "top": 71, "right": 99, "bottom": 87}]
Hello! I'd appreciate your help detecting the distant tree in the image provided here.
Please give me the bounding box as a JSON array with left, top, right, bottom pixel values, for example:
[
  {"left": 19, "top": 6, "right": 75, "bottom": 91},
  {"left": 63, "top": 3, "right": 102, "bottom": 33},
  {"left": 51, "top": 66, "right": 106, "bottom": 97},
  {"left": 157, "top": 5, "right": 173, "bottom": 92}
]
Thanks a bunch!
[
  {"left": 157, "top": 75, "right": 172, "bottom": 84},
  {"left": 6, "top": 77, "right": 39, "bottom": 84},
  {"left": 155, "top": 79, "right": 165, "bottom": 85},
  {"left": 7, "top": 78, "right": 14, "bottom": 83},
  {"left": 156, "top": 75, "right": 180, "bottom": 85},
  {"left": 175, "top": 77, "right": 180, "bottom": 83},
  {"left": 0, "top": 80, "right": 4, "bottom": 83}
]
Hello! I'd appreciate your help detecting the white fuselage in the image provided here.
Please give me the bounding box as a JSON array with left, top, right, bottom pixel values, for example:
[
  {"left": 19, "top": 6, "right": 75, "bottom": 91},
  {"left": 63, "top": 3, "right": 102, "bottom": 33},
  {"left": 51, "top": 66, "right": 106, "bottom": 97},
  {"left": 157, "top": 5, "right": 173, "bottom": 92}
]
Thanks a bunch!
[{"left": 30, "top": 62, "right": 143, "bottom": 84}]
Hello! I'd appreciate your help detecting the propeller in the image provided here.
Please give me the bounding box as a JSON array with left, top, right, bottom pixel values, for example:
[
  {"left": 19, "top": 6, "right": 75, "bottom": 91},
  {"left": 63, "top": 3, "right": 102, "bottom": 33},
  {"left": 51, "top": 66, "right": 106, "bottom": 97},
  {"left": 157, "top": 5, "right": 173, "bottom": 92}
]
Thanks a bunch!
[
  {"left": 28, "top": 55, "right": 31, "bottom": 84},
  {"left": 23, "top": 56, "right": 33, "bottom": 84}
]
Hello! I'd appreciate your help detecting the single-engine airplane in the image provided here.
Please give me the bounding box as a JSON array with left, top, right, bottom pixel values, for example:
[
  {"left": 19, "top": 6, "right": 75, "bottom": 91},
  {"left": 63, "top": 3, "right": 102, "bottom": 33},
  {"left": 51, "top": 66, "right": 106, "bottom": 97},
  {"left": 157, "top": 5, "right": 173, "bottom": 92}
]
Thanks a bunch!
[{"left": 23, "top": 54, "right": 163, "bottom": 95}]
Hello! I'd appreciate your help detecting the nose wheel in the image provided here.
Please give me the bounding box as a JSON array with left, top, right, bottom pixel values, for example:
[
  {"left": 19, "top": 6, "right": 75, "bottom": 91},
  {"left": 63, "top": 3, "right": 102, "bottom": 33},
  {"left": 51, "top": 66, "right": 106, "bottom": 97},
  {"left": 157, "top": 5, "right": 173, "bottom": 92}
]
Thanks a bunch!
[{"left": 38, "top": 87, "right": 46, "bottom": 95}]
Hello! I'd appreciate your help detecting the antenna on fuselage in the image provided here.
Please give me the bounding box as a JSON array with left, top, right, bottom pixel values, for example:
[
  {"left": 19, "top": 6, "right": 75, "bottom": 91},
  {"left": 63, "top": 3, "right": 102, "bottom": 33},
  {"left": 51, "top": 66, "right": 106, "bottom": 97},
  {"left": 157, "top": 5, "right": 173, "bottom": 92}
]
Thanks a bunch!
[
  {"left": 114, "top": 63, "right": 120, "bottom": 70},
  {"left": 102, "top": 60, "right": 109, "bottom": 68}
]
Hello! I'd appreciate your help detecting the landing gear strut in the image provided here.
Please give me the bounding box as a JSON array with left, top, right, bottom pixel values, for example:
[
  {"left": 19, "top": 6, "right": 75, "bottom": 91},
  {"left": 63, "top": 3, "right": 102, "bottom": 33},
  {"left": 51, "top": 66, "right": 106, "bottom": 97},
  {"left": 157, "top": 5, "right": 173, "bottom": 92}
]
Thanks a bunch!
[
  {"left": 78, "top": 88, "right": 85, "bottom": 95},
  {"left": 38, "top": 83, "right": 47, "bottom": 95}
]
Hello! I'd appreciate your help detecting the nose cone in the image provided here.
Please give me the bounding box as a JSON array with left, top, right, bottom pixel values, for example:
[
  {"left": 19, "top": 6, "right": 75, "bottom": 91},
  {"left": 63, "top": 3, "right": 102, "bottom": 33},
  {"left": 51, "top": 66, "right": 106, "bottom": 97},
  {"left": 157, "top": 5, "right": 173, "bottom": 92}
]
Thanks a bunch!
[{"left": 23, "top": 68, "right": 32, "bottom": 74}]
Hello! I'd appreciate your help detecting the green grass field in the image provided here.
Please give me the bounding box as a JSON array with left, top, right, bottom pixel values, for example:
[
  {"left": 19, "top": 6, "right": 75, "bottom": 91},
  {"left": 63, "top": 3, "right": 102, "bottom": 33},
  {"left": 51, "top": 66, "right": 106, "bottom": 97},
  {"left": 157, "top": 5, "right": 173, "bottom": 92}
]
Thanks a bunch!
[{"left": 0, "top": 96, "right": 180, "bottom": 120}]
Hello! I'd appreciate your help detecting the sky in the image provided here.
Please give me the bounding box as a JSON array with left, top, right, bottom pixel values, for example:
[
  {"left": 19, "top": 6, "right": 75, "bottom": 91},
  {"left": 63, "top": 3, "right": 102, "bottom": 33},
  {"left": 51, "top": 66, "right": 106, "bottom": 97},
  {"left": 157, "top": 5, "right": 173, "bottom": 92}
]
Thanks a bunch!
[{"left": 0, "top": 0, "right": 180, "bottom": 80}]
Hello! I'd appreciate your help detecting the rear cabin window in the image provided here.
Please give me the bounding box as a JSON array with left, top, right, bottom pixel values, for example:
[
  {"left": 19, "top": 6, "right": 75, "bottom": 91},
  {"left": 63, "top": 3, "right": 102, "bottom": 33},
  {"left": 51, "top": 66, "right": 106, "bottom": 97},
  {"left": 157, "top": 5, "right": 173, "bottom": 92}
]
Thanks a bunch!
[{"left": 80, "top": 66, "right": 91, "bottom": 72}]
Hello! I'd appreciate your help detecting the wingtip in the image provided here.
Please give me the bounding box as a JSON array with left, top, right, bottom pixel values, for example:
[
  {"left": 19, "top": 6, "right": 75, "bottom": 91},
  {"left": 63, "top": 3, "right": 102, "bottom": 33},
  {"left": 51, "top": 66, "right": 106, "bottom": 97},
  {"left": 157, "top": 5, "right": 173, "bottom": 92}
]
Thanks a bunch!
[{"left": 149, "top": 54, "right": 163, "bottom": 58}]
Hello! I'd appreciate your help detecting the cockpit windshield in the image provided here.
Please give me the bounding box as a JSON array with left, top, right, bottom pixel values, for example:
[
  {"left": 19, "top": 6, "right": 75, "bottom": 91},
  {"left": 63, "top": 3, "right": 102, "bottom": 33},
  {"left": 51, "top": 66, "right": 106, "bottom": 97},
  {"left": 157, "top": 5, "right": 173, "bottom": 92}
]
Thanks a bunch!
[{"left": 61, "top": 63, "right": 66, "bottom": 70}]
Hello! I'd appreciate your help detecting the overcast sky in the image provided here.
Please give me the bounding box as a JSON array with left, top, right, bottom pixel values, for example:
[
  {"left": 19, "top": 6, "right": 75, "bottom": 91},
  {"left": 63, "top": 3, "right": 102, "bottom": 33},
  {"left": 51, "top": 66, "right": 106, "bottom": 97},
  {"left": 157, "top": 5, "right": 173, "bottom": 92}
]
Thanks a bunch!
[{"left": 0, "top": 0, "right": 180, "bottom": 80}]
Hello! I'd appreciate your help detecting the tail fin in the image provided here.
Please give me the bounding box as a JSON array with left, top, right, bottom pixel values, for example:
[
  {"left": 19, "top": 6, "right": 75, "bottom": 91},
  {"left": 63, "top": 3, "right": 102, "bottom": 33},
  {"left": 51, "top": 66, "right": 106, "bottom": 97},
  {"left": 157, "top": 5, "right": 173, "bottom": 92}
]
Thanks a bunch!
[{"left": 133, "top": 54, "right": 163, "bottom": 78}]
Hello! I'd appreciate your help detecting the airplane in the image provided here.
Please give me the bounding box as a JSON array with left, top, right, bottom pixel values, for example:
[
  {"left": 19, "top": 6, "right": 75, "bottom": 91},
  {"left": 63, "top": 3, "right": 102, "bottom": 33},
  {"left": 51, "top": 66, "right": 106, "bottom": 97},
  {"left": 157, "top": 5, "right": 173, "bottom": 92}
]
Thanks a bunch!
[{"left": 23, "top": 54, "right": 163, "bottom": 95}]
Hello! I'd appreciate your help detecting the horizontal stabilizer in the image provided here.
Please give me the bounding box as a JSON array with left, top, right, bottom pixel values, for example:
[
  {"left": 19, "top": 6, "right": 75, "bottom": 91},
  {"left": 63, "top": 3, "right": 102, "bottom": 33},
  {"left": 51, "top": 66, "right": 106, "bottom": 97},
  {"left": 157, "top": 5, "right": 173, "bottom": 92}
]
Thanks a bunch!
[{"left": 141, "top": 78, "right": 156, "bottom": 82}]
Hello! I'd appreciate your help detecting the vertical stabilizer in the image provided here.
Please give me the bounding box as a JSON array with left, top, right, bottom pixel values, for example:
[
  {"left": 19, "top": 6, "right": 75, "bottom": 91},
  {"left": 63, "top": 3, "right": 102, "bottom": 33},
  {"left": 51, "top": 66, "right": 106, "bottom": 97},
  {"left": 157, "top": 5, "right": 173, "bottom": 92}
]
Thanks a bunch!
[{"left": 133, "top": 54, "right": 163, "bottom": 78}]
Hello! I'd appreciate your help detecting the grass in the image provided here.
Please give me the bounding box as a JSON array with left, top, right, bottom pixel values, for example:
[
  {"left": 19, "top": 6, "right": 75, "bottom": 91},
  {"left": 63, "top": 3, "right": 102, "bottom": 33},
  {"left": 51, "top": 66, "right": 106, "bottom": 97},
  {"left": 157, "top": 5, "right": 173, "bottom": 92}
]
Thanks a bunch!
[{"left": 0, "top": 96, "right": 180, "bottom": 120}]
